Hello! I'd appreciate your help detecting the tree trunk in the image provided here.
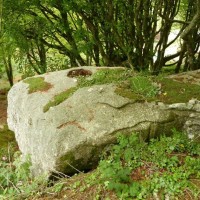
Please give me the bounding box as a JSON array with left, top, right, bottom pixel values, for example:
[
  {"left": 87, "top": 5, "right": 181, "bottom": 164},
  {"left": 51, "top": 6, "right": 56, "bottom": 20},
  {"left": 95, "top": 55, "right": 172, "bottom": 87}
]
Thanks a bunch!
[{"left": 3, "top": 55, "right": 13, "bottom": 86}]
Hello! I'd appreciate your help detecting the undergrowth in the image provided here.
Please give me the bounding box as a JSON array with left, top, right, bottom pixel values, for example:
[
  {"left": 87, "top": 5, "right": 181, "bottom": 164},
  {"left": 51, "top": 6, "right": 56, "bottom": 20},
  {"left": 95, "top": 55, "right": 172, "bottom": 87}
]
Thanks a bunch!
[
  {"left": 98, "top": 130, "right": 200, "bottom": 199},
  {"left": 0, "top": 126, "right": 46, "bottom": 200},
  {"left": 1, "top": 130, "right": 199, "bottom": 200},
  {"left": 0, "top": 150, "right": 47, "bottom": 200}
]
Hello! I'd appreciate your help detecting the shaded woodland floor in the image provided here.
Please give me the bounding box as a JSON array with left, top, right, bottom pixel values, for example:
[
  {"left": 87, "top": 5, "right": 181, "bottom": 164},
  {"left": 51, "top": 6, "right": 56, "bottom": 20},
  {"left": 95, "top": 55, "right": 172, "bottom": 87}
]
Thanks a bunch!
[{"left": 0, "top": 89, "right": 7, "bottom": 126}]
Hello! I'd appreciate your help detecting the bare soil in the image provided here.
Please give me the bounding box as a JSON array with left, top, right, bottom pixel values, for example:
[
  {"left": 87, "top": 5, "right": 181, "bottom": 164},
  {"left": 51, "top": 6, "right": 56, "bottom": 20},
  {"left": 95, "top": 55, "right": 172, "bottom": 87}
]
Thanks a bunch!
[{"left": 0, "top": 89, "right": 8, "bottom": 125}]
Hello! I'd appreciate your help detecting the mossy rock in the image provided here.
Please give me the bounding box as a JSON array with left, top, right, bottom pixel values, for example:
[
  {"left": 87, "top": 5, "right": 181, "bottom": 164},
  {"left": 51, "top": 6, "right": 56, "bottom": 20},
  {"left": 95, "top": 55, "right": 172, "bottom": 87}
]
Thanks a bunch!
[
  {"left": 115, "top": 75, "right": 200, "bottom": 104},
  {"left": 43, "top": 87, "right": 78, "bottom": 113},
  {"left": 23, "top": 77, "right": 52, "bottom": 94},
  {"left": 156, "top": 78, "right": 200, "bottom": 103},
  {"left": 44, "top": 69, "right": 200, "bottom": 112},
  {"left": 43, "top": 68, "right": 134, "bottom": 112}
]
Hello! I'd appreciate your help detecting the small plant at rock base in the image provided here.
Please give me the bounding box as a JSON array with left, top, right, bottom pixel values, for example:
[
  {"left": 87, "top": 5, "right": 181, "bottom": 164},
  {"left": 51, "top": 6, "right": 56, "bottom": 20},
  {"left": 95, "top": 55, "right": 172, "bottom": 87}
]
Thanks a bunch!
[
  {"left": 98, "top": 131, "right": 200, "bottom": 199},
  {"left": 0, "top": 151, "right": 47, "bottom": 199}
]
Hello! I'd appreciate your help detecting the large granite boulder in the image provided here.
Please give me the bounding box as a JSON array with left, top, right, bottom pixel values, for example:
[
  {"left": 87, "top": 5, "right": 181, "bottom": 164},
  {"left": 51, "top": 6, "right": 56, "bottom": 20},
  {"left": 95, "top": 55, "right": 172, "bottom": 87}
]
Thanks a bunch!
[{"left": 7, "top": 67, "right": 200, "bottom": 177}]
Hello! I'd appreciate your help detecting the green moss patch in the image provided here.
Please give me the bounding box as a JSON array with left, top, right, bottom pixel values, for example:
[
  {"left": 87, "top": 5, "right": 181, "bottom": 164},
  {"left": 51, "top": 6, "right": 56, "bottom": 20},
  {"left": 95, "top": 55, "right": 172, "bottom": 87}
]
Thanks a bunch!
[
  {"left": 24, "top": 77, "right": 52, "bottom": 94},
  {"left": 115, "top": 76, "right": 158, "bottom": 102},
  {"left": 157, "top": 78, "right": 200, "bottom": 104},
  {"left": 116, "top": 75, "right": 200, "bottom": 104},
  {"left": 43, "top": 87, "right": 78, "bottom": 113}
]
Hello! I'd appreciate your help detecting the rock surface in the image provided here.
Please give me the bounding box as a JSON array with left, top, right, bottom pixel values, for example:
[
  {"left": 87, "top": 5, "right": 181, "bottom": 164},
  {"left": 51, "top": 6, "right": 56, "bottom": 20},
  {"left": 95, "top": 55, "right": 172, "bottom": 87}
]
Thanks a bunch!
[
  {"left": 168, "top": 70, "right": 200, "bottom": 141},
  {"left": 7, "top": 67, "right": 200, "bottom": 177}
]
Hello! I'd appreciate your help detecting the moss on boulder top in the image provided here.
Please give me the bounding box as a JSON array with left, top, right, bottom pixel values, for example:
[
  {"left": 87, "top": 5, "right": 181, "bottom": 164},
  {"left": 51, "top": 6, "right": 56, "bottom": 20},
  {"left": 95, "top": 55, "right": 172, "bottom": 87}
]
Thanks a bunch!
[
  {"left": 43, "top": 68, "right": 200, "bottom": 112},
  {"left": 23, "top": 77, "right": 52, "bottom": 94},
  {"left": 115, "top": 72, "right": 200, "bottom": 104}
]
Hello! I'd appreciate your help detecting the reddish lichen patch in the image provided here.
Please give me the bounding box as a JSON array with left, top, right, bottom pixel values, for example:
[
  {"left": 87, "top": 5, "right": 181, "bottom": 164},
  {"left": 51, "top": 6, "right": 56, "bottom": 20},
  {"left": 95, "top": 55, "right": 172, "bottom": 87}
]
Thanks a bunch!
[
  {"left": 57, "top": 120, "right": 86, "bottom": 131},
  {"left": 67, "top": 69, "right": 92, "bottom": 78}
]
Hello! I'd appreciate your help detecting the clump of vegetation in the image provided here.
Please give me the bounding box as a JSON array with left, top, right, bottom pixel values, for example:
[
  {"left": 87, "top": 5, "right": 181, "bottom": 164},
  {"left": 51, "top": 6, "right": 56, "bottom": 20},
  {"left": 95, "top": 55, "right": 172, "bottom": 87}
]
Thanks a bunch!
[
  {"left": 0, "top": 151, "right": 47, "bottom": 200},
  {"left": 130, "top": 76, "right": 160, "bottom": 98},
  {"left": 0, "top": 130, "right": 199, "bottom": 199},
  {"left": 115, "top": 75, "right": 160, "bottom": 101},
  {"left": 98, "top": 130, "right": 200, "bottom": 199},
  {"left": 23, "top": 77, "right": 52, "bottom": 94},
  {"left": 43, "top": 87, "right": 77, "bottom": 113},
  {"left": 78, "top": 68, "right": 133, "bottom": 87}
]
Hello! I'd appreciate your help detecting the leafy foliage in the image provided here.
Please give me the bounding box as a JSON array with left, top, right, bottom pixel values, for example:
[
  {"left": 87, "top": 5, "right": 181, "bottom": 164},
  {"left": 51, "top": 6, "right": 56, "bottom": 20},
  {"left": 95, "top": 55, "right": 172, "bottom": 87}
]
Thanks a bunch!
[
  {"left": 0, "top": 150, "right": 47, "bottom": 200},
  {"left": 98, "top": 131, "right": 200, "bottom": 199},
  {"left": 2, "top": 0, "right": 199, "bottom": 77}
]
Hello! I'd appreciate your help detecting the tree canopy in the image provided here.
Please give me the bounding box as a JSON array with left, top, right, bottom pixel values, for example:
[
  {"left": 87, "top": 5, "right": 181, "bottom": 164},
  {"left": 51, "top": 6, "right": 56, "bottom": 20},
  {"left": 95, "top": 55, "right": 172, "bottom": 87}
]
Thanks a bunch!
[{"left": 0, "top": 0, "right": 200, "bottom": 84}]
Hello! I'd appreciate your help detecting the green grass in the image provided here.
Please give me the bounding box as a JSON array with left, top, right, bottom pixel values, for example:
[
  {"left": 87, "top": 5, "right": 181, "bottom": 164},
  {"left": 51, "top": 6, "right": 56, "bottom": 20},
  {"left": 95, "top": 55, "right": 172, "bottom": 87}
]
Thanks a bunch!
[{"left": 23, "top": 77, "right": 52, "bottom": 94}]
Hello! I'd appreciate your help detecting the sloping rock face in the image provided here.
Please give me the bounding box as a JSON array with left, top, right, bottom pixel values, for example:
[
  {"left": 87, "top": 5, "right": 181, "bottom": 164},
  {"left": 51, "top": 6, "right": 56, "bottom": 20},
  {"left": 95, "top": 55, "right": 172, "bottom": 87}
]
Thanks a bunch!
[
  {"left": 7, "top": 67, "right": 200, "bottom": 177},
  {"left": 168, "top": 70, "right": 200, "bottom": 141}
]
